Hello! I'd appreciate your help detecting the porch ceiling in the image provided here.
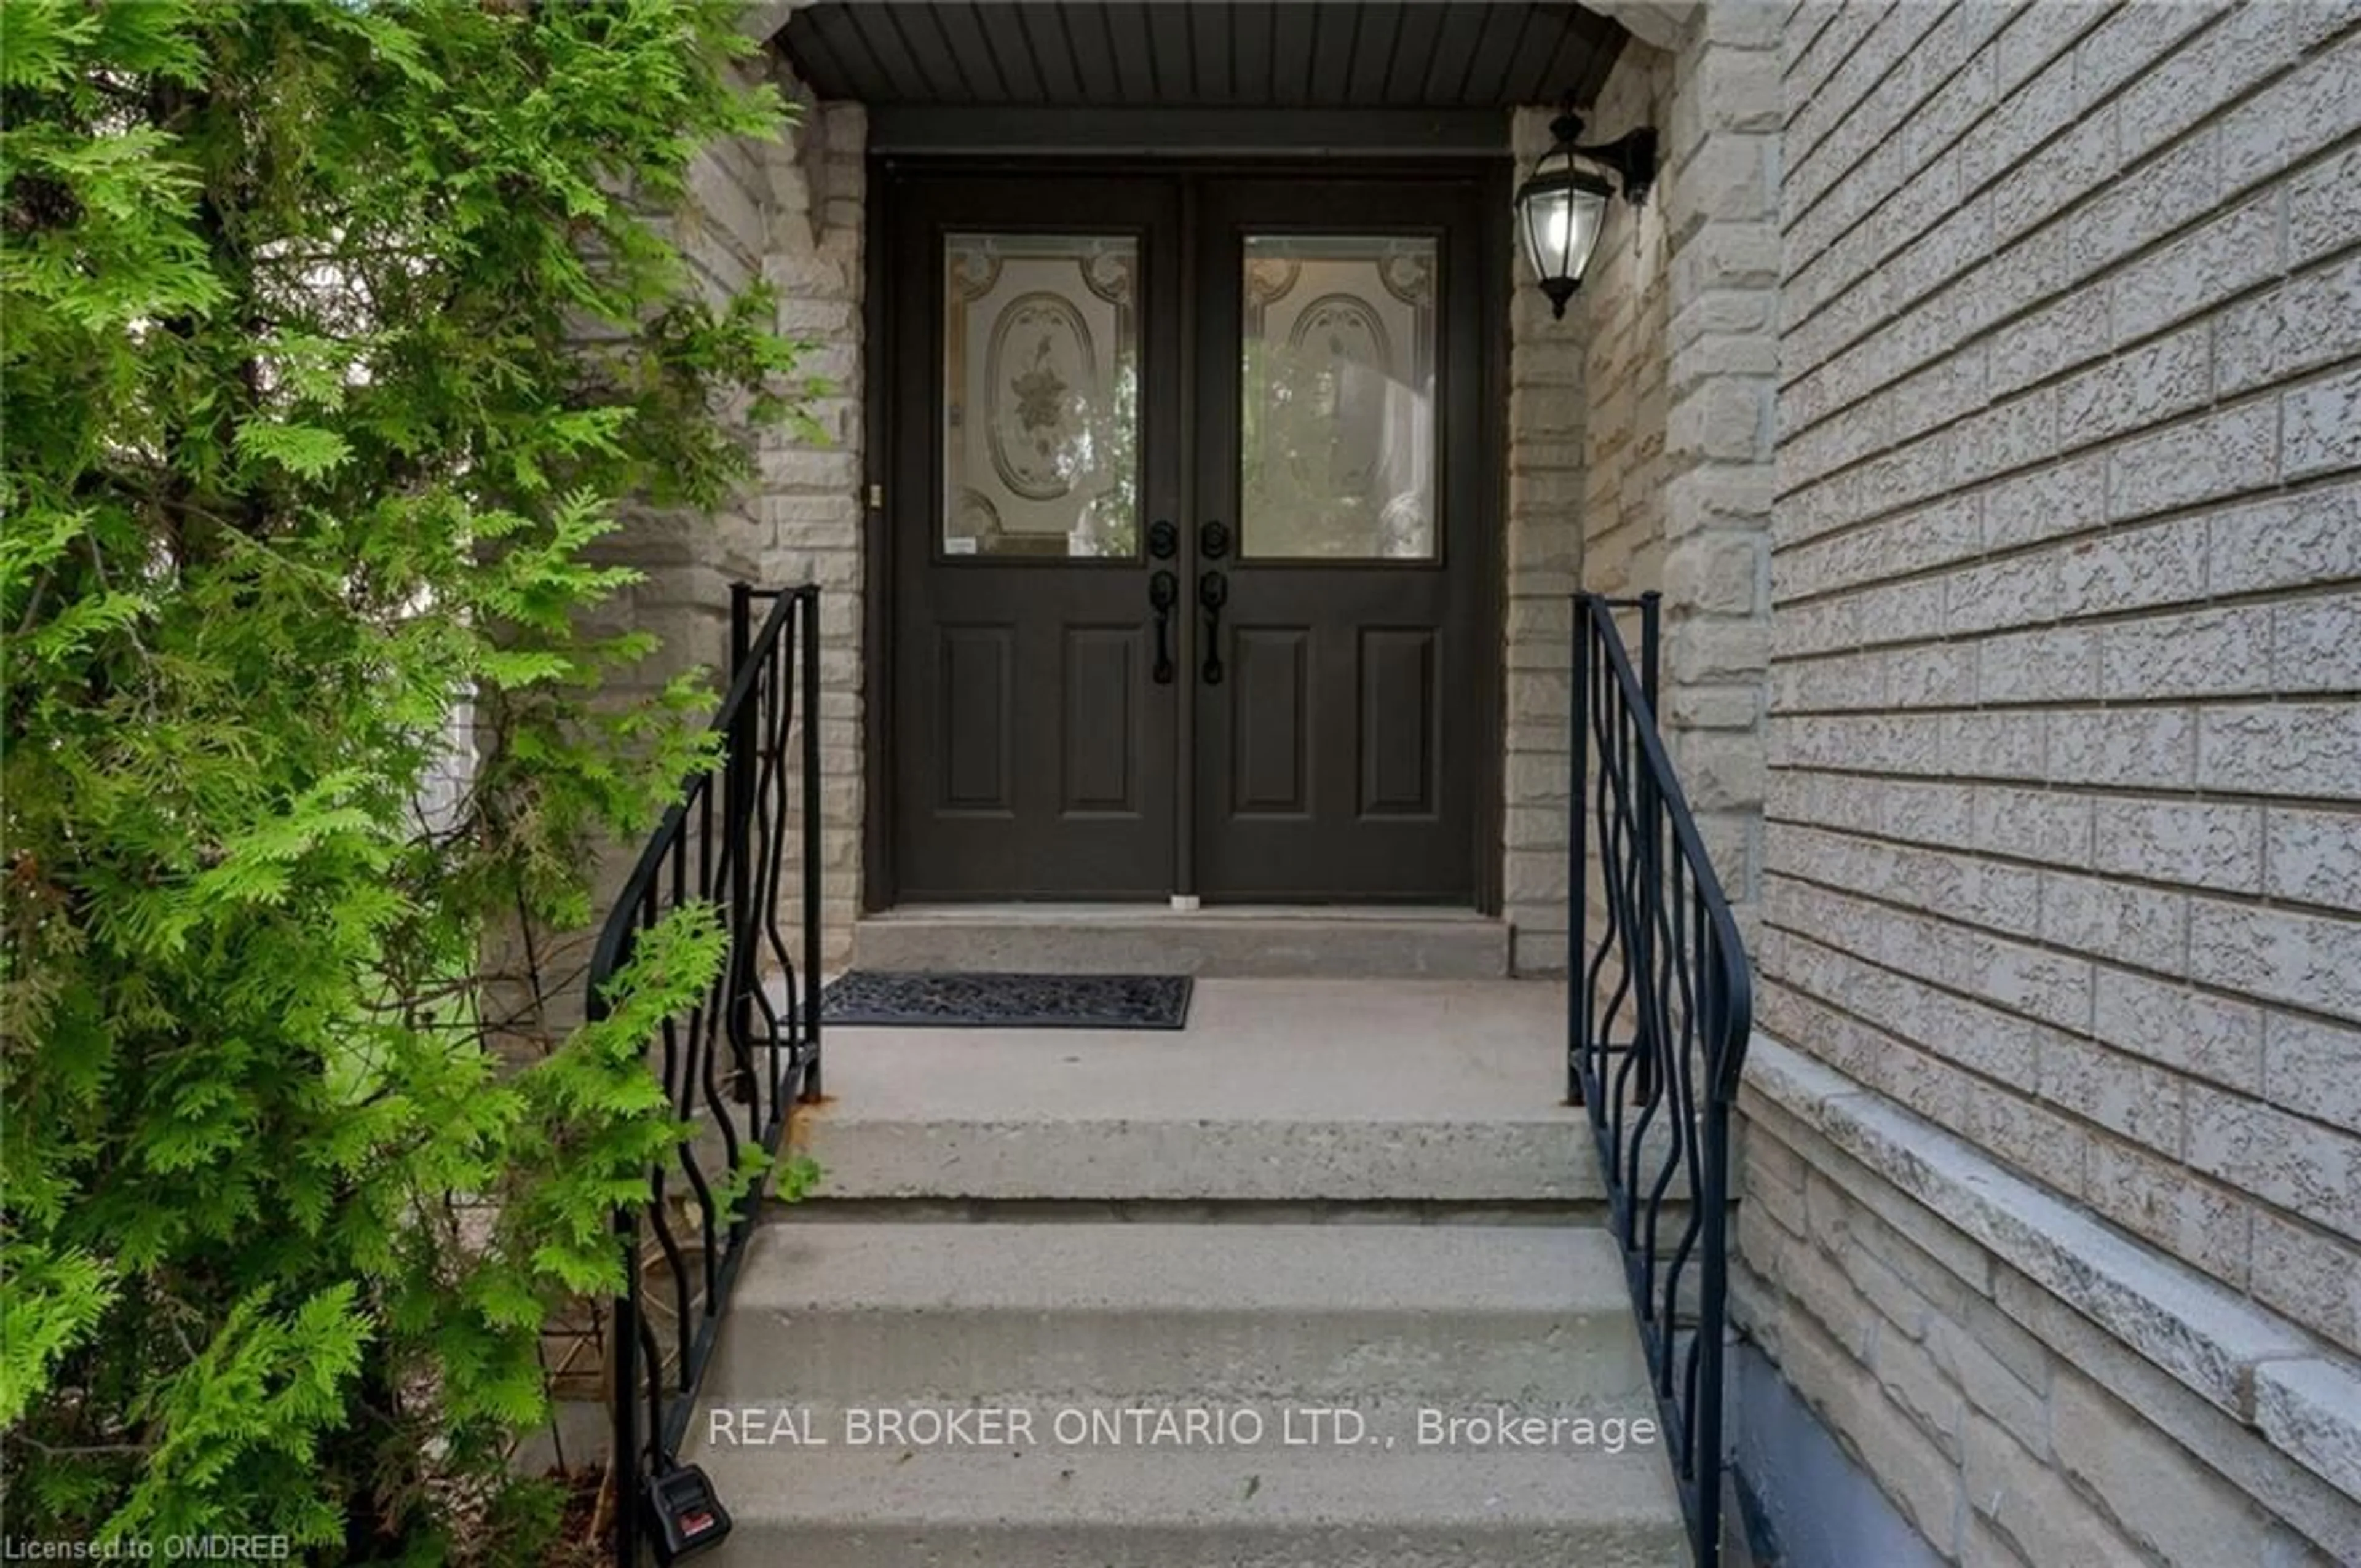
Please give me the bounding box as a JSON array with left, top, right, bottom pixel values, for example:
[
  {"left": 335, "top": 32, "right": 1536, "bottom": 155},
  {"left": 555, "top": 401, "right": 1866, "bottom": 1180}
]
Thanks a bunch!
[{"left": 779, "top": 3, "right": 1630, "bottom": 111}]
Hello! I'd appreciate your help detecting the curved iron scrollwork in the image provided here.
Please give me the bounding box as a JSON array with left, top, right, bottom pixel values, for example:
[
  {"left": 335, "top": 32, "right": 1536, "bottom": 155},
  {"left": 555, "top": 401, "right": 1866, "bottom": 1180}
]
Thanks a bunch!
[
  {"left": 591, "top": 584, "right": 823, "bottom": 1566},
  {"left": 1570, "top": 592, "right": 1753, "bottom": 1568}
]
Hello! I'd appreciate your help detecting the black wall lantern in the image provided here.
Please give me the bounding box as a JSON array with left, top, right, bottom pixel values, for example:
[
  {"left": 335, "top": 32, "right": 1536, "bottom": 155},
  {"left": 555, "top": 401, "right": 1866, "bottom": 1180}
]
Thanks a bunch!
[{"left": 1514, "top": 95, "right": 1659, "bottom": 317}]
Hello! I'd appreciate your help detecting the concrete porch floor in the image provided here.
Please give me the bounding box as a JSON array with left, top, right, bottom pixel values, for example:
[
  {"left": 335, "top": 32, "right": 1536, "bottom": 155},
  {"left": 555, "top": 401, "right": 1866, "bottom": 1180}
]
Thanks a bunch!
[{"left": 788, "top": 978, "right": 1606, "bottom": 1208}]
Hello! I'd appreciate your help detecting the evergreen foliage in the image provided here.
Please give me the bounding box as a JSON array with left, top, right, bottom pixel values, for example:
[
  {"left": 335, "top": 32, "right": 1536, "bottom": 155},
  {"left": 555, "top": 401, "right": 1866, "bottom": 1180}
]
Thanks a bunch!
[{"left": 0, "top": 1, "right": 808, "bottom": 1554}]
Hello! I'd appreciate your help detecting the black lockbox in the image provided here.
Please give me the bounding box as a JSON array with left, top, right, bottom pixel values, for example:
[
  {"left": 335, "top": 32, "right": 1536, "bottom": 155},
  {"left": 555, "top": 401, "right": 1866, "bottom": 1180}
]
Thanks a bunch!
[{"left": 645, "top": 1463, "right": 731, "bottom": 1563}]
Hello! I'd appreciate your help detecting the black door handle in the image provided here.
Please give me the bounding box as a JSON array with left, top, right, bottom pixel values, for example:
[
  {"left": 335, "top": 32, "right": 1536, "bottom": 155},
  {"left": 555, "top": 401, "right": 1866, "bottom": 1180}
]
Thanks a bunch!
[
  {"left": 1149, "top": 569, "right": 1177, "bottom": 684},
  {"left": 1198, "top": 569, "right": 1228, "bottom": 685}
]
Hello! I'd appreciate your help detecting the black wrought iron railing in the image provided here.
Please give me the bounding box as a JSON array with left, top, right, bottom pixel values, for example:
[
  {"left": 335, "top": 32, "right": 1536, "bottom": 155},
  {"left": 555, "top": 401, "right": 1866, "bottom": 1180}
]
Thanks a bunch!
[
  {"left": 1569, "top": 591, "right": 1754, "bottom": 1568},
  {"left": 588, "top": 584, "right": 822, "bottom": 1566}
]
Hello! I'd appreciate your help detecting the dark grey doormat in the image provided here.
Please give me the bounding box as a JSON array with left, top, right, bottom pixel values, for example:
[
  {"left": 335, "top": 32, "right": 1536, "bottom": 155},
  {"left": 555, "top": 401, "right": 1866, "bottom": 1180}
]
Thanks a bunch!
[{"left": 819, "top": 970, "right": 1192, "bottom": 1030}]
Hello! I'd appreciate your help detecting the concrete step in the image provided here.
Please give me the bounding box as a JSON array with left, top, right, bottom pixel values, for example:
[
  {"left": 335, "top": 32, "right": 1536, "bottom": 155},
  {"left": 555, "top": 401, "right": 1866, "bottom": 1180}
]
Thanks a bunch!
[
  {"left": 687, "top": 1441, "right": 1690, "bottom": 1568},
  {"left": 793, "top": 978, "right": 1601, "bottom": 1205},
  {"left": 850, "top": 905, "right": 1511, "bottom": 979},
  {"left": 709, "top": 1223, "right": 1651, "bottom": 1404}
]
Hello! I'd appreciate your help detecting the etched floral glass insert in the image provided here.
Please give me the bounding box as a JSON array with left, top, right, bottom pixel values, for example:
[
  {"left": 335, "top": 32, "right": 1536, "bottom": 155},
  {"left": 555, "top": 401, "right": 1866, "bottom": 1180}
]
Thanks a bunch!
[
  {"left": 943, "top": 233, "right": 1140, "bottom": 559},
  {"left": 1239, "top": 236, "right": 1438, "bottom": 560}
]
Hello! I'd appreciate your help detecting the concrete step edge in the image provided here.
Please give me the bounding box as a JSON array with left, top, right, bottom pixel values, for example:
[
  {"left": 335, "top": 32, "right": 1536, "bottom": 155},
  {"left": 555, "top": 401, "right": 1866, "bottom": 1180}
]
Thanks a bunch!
[
  {"left": 796, "top": 1120, "right": 1605, "bottom": 1203},
  {"left": 724, "top": 1222, "right": 1635, "bottom": 1313},
  {"left": 690, "top": 1438, "right": 1688, "bottom": 1528}
]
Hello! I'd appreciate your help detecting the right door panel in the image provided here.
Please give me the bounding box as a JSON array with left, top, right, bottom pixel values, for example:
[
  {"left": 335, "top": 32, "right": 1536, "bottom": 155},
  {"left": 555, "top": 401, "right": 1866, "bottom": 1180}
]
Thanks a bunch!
[{"left": 1192, "top": 176, "right": 1487, "bottom": 902}]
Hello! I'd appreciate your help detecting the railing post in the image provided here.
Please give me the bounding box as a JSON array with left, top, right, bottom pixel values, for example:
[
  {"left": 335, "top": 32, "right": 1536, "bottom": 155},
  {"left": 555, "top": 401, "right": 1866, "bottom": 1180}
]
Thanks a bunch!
[
  {"left": 1635, "top": 591, "right": 1664, "bottom": 1109},
  {"left": 799, "top": 586, "right": 824, "bottom": 1098},
  {"left": 1637, "top": 590, "right": 1662, "bottom": 716},
  {"left": 726, "top": 584, "right": 755, "bottom": 1079},
  {"left": 1697, "top": 1088, "right": 1731, "bottom": 1568},
  {"left": 1569, "top": 594, "right": 1590, "bottom": 1106}
]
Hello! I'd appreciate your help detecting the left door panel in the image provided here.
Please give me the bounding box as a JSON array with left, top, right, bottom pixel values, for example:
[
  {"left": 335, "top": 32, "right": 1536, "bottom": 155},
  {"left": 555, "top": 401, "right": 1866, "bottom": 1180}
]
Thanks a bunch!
[{"left": 888, "top": 175, "right": 1181, "bottom": 900}]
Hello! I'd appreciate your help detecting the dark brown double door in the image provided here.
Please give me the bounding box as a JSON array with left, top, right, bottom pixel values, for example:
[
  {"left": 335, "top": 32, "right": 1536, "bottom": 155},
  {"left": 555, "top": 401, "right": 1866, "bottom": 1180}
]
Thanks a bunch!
[{"left": 887, "top": 168, "right": 1493, "bottom": 903}]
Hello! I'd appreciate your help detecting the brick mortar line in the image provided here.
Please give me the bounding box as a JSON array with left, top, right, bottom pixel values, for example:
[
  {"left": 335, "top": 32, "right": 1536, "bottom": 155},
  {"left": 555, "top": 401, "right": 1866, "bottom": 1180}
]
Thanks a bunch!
[
  {"left": 1760, "top": 750, "right": 2357, "bottom": 801},
  {"left": 1778, "top": 1, "right": 1871, "bottom": 129},
  {"left": 1777, "top": 1, "right": 2109, "bottom": 277},
  {"left": 1763, "top": 762, "right": 2361, "bottom": 820},
  {"left": 1733, "top": 1043, "right": 2361, "bottom": 1522},
  {"left": 1767, "top": 686, "right": 2361, "bottom": 719},
  {"left": 1766, "top": 582, "right": 2361, "bottom": 649},
  {"left": 1738, "top": 1032, "right": 2361, "bottom": 1401}
]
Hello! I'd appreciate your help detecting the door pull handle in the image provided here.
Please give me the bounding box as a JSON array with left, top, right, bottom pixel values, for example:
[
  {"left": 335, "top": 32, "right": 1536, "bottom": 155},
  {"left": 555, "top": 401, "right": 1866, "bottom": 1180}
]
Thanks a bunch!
[
  {"left": 1198, "top": 569, "right": 1228, "bottom": 686},
  {"left": 1149, "top": 569, "right": 1177, "bottom": 685}
]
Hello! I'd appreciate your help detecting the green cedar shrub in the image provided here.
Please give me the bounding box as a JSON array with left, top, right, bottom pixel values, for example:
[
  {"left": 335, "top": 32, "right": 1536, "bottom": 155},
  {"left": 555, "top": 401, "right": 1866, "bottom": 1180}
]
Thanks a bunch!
[{"left": 0, "top": 1, "right": 815, "bottom": 1556}]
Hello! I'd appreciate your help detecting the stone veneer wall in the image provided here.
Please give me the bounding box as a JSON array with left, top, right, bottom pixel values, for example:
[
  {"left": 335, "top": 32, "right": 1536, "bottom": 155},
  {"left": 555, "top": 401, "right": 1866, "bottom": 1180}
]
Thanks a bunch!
[
  {"left": 1658, "top": 2, "right": 1781, "bottom": 918},
  {"left": 752, "top": 82, "right": 866, "bottom": 971},
  {"left": 581, "top": 19, "right": 866, "bottom": 979},
  {"left": 1742, "top": 1, "right": 2361, "bottom": 1562},
  {"left": 1574, "top": 51, "right": 1675, "bottom": 606},
  {"left": 592, "top": 76, "right": 775, "bottom": 745},
  {"left": 545, "top": 56, "right": 791, "bottom": 1031},
  {"left": 1512, "top": 3, "right": 1782, "bottom": 975}
]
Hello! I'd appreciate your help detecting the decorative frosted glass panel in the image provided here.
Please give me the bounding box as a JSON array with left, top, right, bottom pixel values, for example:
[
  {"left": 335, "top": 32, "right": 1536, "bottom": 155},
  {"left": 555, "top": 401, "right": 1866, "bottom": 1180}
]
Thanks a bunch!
[
  {"left": 1240, "top": 236, "right": 1437, "bottom": 561},
  {"left": 944, "top": 233, "right": 1139, "bottom": 559}
]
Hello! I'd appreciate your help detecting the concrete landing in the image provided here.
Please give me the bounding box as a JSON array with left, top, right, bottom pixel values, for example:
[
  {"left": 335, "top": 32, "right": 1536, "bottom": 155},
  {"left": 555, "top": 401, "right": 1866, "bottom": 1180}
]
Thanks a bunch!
[
  {"left": 791, "top": 978, "right": 1600, "bottom": 1205},
  {"left": 850, "top": 904, "right": 1512, "bottom": 978}
]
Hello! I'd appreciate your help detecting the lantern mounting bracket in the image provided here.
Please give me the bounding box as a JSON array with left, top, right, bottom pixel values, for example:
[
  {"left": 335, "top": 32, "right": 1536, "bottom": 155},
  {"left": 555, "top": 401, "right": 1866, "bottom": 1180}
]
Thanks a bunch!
[{"left": 1546, "top": 101, "right": 1658, "bottom": 210}]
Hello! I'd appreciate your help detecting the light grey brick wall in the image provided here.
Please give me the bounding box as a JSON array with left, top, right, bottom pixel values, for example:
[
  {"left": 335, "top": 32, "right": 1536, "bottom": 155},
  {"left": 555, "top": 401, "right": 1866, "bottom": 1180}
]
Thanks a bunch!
[
  {"left": 1767, "top": 0, "right": 2361, "bottom": 1354},
  {"left": 1748, "top": 1, "right": 2361, "bottom": 1561}
]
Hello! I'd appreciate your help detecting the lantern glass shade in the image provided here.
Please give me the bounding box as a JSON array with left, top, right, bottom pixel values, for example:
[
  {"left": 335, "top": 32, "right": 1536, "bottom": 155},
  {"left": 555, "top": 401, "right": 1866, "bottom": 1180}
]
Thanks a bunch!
[{"left": 1515, "top": 159, "right": 1613, "bottom": 317}]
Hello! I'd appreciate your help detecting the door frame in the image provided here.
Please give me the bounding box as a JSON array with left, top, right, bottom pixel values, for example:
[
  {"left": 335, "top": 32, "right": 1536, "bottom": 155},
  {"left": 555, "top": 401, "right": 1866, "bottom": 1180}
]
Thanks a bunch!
[{"left": 860, "top": 149, "right": 1509, "bottom": 916}]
